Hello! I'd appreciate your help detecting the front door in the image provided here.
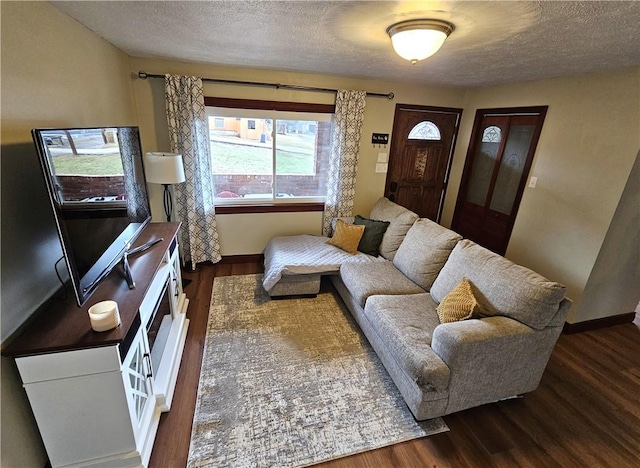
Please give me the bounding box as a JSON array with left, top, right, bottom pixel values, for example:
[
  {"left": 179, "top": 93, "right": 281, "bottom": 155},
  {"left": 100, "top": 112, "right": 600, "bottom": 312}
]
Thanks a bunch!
[
  {"left": 451, "top": 106, "right": 548, "bottom": 255},
  {"left": 385, "top": 104, "right": 463, "bottom": 222}
]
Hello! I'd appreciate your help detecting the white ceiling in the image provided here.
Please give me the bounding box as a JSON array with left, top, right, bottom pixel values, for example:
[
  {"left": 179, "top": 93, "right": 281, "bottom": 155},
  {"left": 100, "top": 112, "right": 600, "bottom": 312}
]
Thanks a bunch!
[{"left": 52, "top": 1, "right": 640, "bottom": 88}]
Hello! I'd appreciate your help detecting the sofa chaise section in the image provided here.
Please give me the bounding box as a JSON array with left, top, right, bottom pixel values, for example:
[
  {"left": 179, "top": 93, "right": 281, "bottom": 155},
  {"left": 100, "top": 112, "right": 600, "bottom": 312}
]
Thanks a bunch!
[
  {"left": 262, "top": 234, "right": 385, "bottom": 297},
  {"left": 262, "top": 197, "right": 419, "bottom": 297}
]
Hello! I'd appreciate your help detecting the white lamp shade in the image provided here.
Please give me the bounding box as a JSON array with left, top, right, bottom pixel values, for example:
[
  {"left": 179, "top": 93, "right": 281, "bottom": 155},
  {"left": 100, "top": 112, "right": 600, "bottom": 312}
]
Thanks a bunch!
[
  {"left": 144, "top": 152, "right": 186, "bottom": 184},
  {"left": 387, "top": 19, "right": 454, "bottom": 63}
]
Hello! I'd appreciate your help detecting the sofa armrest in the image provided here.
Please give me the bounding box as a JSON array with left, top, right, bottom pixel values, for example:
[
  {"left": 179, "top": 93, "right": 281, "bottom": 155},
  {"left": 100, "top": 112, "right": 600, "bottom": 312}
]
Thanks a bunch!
[
  {"left": 431, "top": 316, "right": 563, "bottom": 414},
  {"left": 432, "top": 316, "right": 538, "bottom": 372}
]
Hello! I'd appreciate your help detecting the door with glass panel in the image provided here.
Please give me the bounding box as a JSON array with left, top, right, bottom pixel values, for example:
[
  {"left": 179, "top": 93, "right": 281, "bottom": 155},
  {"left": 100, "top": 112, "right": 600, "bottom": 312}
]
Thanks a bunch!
[
  {"left": 452, "top": 107, "right": 547, "bottom": 255},
  {"left": 385, "top": 104, "right": 463, "bottom": 222}
]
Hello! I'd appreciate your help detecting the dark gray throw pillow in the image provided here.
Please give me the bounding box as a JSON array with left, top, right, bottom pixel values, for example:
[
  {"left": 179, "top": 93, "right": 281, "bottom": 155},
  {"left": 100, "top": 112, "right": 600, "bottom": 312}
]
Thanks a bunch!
[{"left": 354, "top": 214, "right": 391, "bottom": 256}]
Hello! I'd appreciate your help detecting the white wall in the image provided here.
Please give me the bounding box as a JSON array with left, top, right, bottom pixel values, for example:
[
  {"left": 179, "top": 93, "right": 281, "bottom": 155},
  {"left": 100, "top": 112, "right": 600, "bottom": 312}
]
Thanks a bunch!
[
  {"left": 442, "top": 68, "right": 640, "bottom": 323},
  {"left": 216, "top": 212, "right": 323, "bottom": 256},
  {"left": 1, "top": 2, "right": 137, "bottom": 466},
  {"left": 576, "top": 149, "right": 640, "bottom": 322}
]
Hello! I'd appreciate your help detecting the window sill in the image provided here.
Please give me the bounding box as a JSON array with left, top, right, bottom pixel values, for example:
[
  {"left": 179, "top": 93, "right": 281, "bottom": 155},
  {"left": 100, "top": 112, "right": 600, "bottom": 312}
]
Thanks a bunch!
[{"left": 215, "top": 202, "right": 325, "bottom": 215}]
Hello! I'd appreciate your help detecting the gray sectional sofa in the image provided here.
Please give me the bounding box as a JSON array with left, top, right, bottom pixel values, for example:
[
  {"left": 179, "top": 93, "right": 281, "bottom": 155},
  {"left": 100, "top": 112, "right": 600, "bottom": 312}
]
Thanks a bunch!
[{"left": 263, "top": 197, "right": 571, "bottom": 420}]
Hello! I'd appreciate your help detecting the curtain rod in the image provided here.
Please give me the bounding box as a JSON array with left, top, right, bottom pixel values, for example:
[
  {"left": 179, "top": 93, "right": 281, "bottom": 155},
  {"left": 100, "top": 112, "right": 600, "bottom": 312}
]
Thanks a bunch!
[{"left": 137, "top": 71, "right": 394, "bottom": 100}]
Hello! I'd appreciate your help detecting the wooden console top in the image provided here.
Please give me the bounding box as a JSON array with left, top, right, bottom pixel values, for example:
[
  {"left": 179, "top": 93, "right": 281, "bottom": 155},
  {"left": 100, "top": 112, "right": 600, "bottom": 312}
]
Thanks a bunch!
[{"left": 3, "top": 222, "right": 180, "bottom": 358}]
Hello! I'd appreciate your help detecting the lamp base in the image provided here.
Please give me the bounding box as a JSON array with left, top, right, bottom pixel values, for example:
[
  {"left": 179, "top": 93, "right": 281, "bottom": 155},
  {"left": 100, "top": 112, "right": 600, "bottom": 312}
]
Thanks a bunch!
[{"left": 163, "top": 184, "right": 172, "bottom": 222}]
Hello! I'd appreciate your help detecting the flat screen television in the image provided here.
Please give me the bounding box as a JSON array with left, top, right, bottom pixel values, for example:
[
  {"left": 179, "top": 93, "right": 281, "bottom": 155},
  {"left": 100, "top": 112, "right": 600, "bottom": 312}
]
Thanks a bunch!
[{"left": 32, "top": 126, "right": 152, "bottom": 306}]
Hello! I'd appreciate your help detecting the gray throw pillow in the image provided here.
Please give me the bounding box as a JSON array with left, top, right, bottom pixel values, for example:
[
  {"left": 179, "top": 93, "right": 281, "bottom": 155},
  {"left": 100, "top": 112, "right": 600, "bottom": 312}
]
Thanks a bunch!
[
  {"left": 369, "top": 197, "right": 419, "bottom": 261},
  {"left": 354, "top": 215, "right": 390, "bottom": 256},
  {"left": 392, "top": 218, "right": 462, "bottom": 291}
]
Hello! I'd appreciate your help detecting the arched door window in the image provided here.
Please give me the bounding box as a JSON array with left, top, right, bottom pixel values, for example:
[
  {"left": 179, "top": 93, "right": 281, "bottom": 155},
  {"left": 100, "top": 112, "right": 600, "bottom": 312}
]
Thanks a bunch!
[
  {"left": 408, "top": 121, "right": 441, "bottom": 140},
  {"left": 482, "top": 125, "right": 501, "bottom": 143}
]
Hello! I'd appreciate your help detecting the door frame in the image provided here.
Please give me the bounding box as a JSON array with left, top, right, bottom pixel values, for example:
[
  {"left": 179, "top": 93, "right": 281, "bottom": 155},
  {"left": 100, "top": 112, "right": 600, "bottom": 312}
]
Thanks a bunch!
[
  {"left": 452, "top": 106, "right": 548, "bottom": 253},
  {"left": 385, "top": 104, "right": 463, "bottom": 222}
]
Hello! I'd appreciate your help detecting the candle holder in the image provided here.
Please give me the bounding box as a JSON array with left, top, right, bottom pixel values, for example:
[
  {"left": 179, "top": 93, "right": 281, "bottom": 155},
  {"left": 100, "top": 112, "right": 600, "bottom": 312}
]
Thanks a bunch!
[{"left": 88, "top": 300, "right": 121, "bottom": 332}]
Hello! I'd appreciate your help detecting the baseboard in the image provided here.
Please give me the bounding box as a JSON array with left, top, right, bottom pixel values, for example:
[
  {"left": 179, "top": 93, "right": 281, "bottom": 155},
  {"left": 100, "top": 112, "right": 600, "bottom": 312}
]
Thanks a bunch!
[
  {"left": 218, "top": 254, "right": 264, "bottom": 264},
  {"left": 563, "top": 312, "right": 636, "bottom": 334}
]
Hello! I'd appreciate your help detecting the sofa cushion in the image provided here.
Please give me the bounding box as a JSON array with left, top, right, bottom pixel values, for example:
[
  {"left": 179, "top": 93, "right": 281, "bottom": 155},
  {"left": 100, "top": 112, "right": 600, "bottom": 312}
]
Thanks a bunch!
[
  {"left": 327, "top": 219, "right": 365, "bottom": 254},
  {"left": 353, "top": 215, "right": 390, "bottom": 256},
  {"left": 436, "top": 277, "right": 482, "bottom": 323},
  {"left": 340, "top": 261, "right": 425, "bottom": 307},
  {"left": 369, "top": 197, "right": 419, "bottom": 261},
  {"left": 364, "top": 294, "right": 450, "bottom": 392},
  {"left": 431, "top": 240, "right": 566, "bottom": 330},
  {"left": 392, "top": 218, "right": 462, "bottom": 291}
]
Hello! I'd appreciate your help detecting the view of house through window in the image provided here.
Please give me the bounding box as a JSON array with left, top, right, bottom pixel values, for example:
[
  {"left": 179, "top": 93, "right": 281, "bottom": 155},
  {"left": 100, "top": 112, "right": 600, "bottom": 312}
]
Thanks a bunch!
[{"left": 206, "top": 105, "right": 333, "bottom": 203}]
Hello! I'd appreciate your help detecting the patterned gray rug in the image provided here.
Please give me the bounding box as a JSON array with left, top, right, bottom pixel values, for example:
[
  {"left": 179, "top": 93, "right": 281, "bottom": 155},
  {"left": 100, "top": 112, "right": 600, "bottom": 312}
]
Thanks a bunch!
[{"left": 187, "top": 274, "right": 448, "bottom": 467}]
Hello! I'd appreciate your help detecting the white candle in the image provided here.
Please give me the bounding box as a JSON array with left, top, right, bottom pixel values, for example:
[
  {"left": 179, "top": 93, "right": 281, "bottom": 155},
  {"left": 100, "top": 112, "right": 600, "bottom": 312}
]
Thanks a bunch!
[{"left": 88, "top": 301, "right": 121, "bottom": 332}]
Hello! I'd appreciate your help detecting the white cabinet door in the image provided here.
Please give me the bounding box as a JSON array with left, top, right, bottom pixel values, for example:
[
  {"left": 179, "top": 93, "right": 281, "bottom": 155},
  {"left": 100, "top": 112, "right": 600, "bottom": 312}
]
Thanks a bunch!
[
  {"left": 153, "top": 242, "right": 189, "bottom": 411},
  {"left": 121, "top": 326, "right": 157, "bottom": 464},
  {"left": 168, "top": 242, "right": 187, "bottom": 313}
]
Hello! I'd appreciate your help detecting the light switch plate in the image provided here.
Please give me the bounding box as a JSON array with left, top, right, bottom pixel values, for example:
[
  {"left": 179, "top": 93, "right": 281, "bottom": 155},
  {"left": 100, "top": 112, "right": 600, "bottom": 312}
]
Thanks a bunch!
[
  {"left": 375, "top": 163, "right": 388, "bottom": 173},
  {"left": 377, "top": 152, "right": 388, "bottom": 163},
  {"left": 528, "top": 176, "right": 538, "bottom": 188}
]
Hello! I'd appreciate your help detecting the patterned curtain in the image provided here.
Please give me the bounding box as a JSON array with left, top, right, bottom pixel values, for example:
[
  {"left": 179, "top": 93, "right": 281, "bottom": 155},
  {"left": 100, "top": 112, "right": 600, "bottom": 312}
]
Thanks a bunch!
[
  {"left": 322, "top": 90, "right": 367, "bottom": 235},
  {"left": 165, "top": 75, "right": 222, "bottom": 268},
  {"left": 117, "top": 127, "right": 150, "bottom": 222}
]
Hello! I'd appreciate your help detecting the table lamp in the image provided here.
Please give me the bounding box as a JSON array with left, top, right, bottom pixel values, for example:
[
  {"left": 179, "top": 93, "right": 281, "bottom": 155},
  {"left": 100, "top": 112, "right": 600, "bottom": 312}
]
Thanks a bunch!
[{"left": 144, "top": 152, "right": 186, "bottom": 222}]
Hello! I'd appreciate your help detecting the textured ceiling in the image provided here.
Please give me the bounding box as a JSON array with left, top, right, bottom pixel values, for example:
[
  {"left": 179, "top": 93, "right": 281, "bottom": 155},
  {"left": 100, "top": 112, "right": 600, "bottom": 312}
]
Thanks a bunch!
[{"left": 52, "top": 1, "right": 640, "bottom": 87}]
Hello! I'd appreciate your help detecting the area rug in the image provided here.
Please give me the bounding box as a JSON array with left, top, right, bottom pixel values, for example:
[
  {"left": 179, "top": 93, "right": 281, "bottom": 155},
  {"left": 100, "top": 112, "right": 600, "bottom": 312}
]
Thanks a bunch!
[{"left": 187, "top": 274, "right": 448, "bottom": 467}]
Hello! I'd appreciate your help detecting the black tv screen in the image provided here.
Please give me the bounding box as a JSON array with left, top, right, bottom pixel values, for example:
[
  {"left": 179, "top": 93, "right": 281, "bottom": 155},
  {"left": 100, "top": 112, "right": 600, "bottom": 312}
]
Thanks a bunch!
[{"left": 32, "top": 126, "right": 151, "bottom": 306}]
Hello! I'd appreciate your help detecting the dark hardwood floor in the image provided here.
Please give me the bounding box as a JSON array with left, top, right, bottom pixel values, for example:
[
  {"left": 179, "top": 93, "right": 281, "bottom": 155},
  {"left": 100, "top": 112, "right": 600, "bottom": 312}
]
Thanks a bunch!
[{"left": 150, "top": 262, "right": 640, "bottom": 467}]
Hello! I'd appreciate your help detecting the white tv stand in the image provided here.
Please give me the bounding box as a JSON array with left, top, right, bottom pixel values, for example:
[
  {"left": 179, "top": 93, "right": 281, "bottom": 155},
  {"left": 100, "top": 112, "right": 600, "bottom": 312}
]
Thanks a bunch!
[{"left": 3, "top": 223, "right": 188, "bottom": 468}]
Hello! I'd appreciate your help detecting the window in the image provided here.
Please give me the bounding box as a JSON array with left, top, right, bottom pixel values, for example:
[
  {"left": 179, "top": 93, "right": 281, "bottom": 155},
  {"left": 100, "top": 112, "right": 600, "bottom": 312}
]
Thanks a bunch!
[
  {"left": 206, "top": 99, "right": 333, "bottom": 204},
  {"left": 482, "top": 125, "right": 501, "bottom": 143},
  {"left": 408, "top": 121, "right": 441, "bottom": 140},
  {"left": 213, "top": 118, "right": 224, "bottom": 128}
]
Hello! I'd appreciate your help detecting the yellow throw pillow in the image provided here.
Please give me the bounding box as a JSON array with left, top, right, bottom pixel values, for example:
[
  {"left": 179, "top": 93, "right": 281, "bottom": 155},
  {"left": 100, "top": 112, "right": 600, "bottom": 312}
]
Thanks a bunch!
[
  {"left": 436, "top": 277, "right": 481, "bottom": 323},
  {"left": 327, "top": 219, "right": 365, "bottom": 255}
]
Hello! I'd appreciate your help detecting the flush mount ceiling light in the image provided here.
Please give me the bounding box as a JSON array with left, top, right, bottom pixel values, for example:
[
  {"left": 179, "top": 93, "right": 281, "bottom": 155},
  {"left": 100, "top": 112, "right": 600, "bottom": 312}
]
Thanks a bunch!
[{"left": 387, "top": 19, "right": 455, "bottom": 64}]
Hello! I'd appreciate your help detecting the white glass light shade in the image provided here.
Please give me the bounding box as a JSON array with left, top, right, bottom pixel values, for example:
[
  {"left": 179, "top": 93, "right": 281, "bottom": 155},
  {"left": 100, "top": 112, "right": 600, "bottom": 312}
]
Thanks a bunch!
[
  {"left": 144, "top": 152, "right": 186, "bottom": 184},
  {"left": 387, "top": 19, "right": 454, "bottom": 64}
]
